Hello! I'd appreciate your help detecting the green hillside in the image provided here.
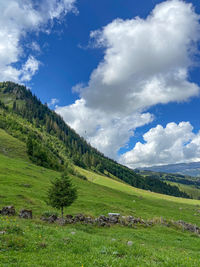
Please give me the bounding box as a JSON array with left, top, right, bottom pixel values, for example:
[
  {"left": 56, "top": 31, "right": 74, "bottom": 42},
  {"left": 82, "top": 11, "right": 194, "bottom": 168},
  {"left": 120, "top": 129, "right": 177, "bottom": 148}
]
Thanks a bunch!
[
  {"left": 1, "top": 82, "right": 200, "bottom": 266},
  {"left": 0, "top": 128, "right": 29, "bottom": 160},
  {"left": 0, "top": 130, "right": 198, "bottom": 221},
  {"left": 0, "top": 128, "right": 200, "bottom": 266},
  {"left": 0, "top": 82, "right": 190, "bottom": 198},
  {"left": 167, "top": 181, "right": 200, "bottom": 200},
  {"left": 137, "top": 169, "right": 200, "bottom": 200}
]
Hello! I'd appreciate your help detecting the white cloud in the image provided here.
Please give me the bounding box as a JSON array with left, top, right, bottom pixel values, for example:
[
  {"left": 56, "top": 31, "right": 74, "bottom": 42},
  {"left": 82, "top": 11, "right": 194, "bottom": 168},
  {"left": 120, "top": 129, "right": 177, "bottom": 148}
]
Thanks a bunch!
[
  {"left": 57, "top": 0, "right": 200, "bottom": 160},
  {"left": 20, "top": 56, "right": 40, "bottom": 82},
  {"left": 29, "top": 42, "right": 41, "bottom": 53},
  {"left": 56, "top": 99, "right": 153, "bottom": 158},
  {"left": 48, "top": 98, "right": 59, "bottom": 107},
  {"left": 81, "top": 0, "right": 200, "bottom": 114},
  {"left": 72, "top": 83, "right": 85, "bottom": 93},
  {"left": 120, "top": 122, "right": 200, "bottom": 168},
  {"left": 0, "top": 0, "right": 76, "bottom": 83}
]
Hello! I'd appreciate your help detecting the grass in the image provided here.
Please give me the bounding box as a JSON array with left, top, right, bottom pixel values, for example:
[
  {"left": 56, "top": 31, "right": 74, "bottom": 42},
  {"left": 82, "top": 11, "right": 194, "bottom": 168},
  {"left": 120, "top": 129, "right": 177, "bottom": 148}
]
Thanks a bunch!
[
  {"left": 1, "top": 130, "right": 200, "bottom": 266},
  {"left": 167, "top": 181, "right": 200, "bottom": 200},
  {"left": 0, "top": 129, "right": 29, "bottom": 160},
  {"left": 0, "top": 153, "right": 200, "bottom": 224},
  {"left": 0, "top": 216, "right": 200, "bottom": 267},
  {"left": 76, "top": 166, "right": 200, "bottom": 223}
]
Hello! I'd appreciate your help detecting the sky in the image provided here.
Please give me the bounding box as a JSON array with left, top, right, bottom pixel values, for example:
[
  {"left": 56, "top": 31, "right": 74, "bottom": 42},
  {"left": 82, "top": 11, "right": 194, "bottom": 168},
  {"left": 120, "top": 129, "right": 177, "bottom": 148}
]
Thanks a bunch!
[{"left": 1, "top": 0, "right": 200, "bottom": 168}]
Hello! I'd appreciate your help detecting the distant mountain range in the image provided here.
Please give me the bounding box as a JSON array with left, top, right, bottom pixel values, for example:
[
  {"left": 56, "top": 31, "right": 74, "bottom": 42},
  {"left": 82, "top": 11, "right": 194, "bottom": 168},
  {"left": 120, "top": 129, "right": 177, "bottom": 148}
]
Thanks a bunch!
[{"left": 139, "top": 162, "right": 200, "bottom": 177}]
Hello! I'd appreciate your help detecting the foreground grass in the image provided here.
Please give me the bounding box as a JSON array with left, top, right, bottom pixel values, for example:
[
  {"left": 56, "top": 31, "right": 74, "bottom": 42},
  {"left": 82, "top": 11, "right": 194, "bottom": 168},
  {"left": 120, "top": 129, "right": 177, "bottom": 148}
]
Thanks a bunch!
[{"left": 0, "top": 216, "right": 200, "bottom": 267}]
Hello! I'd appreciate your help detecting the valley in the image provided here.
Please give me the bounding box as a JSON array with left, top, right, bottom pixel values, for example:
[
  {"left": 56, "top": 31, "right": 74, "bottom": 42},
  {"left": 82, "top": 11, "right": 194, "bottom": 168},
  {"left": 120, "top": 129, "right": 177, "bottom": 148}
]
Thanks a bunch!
[{"left": 0, "top": 83, "right": 200, "bottom": 266}]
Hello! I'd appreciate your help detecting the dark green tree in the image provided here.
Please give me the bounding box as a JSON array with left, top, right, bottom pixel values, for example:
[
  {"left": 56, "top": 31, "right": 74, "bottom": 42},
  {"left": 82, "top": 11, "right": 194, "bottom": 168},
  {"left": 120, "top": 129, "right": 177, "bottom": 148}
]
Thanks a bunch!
[
  {"left": 26, "top": 134, "right": 34, "bottom": 156},
  {"left": 47, "top": 173, "right": 77, "bottom": 218}
]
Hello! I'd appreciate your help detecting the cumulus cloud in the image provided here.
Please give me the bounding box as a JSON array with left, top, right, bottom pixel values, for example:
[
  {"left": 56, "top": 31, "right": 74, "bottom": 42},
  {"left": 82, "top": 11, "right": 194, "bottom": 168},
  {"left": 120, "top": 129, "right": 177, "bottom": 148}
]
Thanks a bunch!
[
  {"left": 57, "top": 0, "right": 200, "bottom": 160},
  {"left": 81, "top": 0, "right": 200, "bottom": 114},
  {"left": 0, "top": 0, "right": 76, "bottom": 82},
  {"left": 56, "top": 99, "right": 153, "bottom": 158},
  {"left": 120, "top": 122, "right": 200, "bottom": 168}
]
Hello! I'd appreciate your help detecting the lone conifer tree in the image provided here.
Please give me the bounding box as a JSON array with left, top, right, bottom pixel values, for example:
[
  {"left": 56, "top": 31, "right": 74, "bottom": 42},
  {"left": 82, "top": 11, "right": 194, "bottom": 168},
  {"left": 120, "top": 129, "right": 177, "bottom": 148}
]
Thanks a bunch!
[{"left": 47, "top": 173, "right": 77, "bottom": 218}]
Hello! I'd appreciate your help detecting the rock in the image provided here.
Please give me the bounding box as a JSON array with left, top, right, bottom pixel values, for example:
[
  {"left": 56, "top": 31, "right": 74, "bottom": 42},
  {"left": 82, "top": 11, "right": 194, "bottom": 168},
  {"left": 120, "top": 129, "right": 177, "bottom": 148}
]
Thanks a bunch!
[
  {"left": 119, "top": 216, "right": 128, "bottom": 226},
  {"left": 56, "top": 218, "right": 66, "bottom": 226},
  {"left": 99, "top": 215, "right": 109, "bottom": 222},
  {"left": 126, "top": 216, "right": 135, "bottom": 223},
  {"left": 39, "top": 212, "right": 151, "bottom": 228},
  {"left": 127, "top": 241, "right": 133, "bottom": 246},
  {"left": 100, "top": 221, "right": 110, "bottom": 227},
  {"left": 121, "top": 216, "right": 136, "bottom": 226},
  {"left": 19, "top": 209, "right": 32, "bottom": 219},
  {"left": 108, "top": 213, "right": 120, "bottom": 217},
  {"left": 74, "top": 213, "right": 85, "bottom": 222},
  {"left": 176, "top": 220, "right": 200, "bottom": 233},
  {"left": 1, "top": 206, "right": 16, "bottom": 216},
  {"left": 95, "top": 215, "right": 110, "bottom": 227},
  {"left": 66, "top": 214, "right": 73, "bottom": 219},
  {"left": 108, "top": 213, "right": 120, "bottom": 224},
  {"left": 84, "top": 216, "right": 94, "bottom": 224},
  {"left": 65, "top": 214, "right": 74, "bottom": 224},
  {"left": 48, "top": 214, "right": 57, "bottom": 223}
]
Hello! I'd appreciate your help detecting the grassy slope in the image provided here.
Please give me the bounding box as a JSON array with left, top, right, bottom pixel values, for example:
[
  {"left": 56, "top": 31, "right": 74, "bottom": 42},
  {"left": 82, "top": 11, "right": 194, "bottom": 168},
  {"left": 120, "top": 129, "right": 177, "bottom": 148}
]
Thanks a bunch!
[
  {"left": 0, "top": 151, "right": 200, "bottom": 223},
  {"left": 0, "top": 128, "right": 29, "bottom": 160},
  {"left": 1, "top": 130, "right": 200, "bottom": 266},
  {"left": 167, "top": 181, "right": 200, "bottom": 200}
]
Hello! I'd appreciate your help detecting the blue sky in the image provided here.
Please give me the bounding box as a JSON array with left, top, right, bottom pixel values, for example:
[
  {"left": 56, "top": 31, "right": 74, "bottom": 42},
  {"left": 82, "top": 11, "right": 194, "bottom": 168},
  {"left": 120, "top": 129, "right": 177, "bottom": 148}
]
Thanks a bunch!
[{"left": 1, "top": 0, "right": 200, "bottom": 168}]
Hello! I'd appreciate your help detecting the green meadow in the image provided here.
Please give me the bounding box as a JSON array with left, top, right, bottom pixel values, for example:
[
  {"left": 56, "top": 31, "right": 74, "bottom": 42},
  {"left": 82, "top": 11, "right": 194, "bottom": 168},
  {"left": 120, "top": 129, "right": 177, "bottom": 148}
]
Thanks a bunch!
[
  {"left": 167, "top": 181, "right": 200, "bottom": 200},
  {"left": 0, "top": 128, "right": 200, "bottom": 266}
]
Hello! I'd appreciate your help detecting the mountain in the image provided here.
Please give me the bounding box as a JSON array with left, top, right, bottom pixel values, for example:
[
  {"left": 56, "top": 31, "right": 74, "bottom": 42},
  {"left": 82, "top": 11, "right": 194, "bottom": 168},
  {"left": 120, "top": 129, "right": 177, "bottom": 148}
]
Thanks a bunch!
[
  {"left": 1, "top": 81, "right": 200, "bottom": 266},
  {"left": 139, "top": 162, "right": 200, "bottom": 177},
  {"left": 0, "top": 81, "right": 190, "bottom": 198}
]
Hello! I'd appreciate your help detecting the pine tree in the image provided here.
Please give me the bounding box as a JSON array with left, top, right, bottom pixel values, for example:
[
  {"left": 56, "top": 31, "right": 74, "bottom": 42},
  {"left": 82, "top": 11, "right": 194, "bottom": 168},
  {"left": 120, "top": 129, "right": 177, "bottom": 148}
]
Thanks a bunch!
[{"left": 47, "top": 173, "right": 77, "bottom": 218}]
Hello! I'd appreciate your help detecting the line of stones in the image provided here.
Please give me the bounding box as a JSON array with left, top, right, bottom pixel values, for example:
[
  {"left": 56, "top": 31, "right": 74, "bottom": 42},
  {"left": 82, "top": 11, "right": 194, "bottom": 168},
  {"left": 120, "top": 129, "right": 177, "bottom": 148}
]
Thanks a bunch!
[{"left": 1, "top": 206, "right": 200, "bottom": 235}]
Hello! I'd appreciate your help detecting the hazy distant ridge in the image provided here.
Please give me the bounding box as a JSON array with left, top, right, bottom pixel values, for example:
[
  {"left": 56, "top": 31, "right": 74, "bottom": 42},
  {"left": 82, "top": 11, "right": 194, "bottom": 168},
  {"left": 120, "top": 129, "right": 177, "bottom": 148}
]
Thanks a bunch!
[{"left": 139, "top": 162, "right": 200, "bottom": 177}]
